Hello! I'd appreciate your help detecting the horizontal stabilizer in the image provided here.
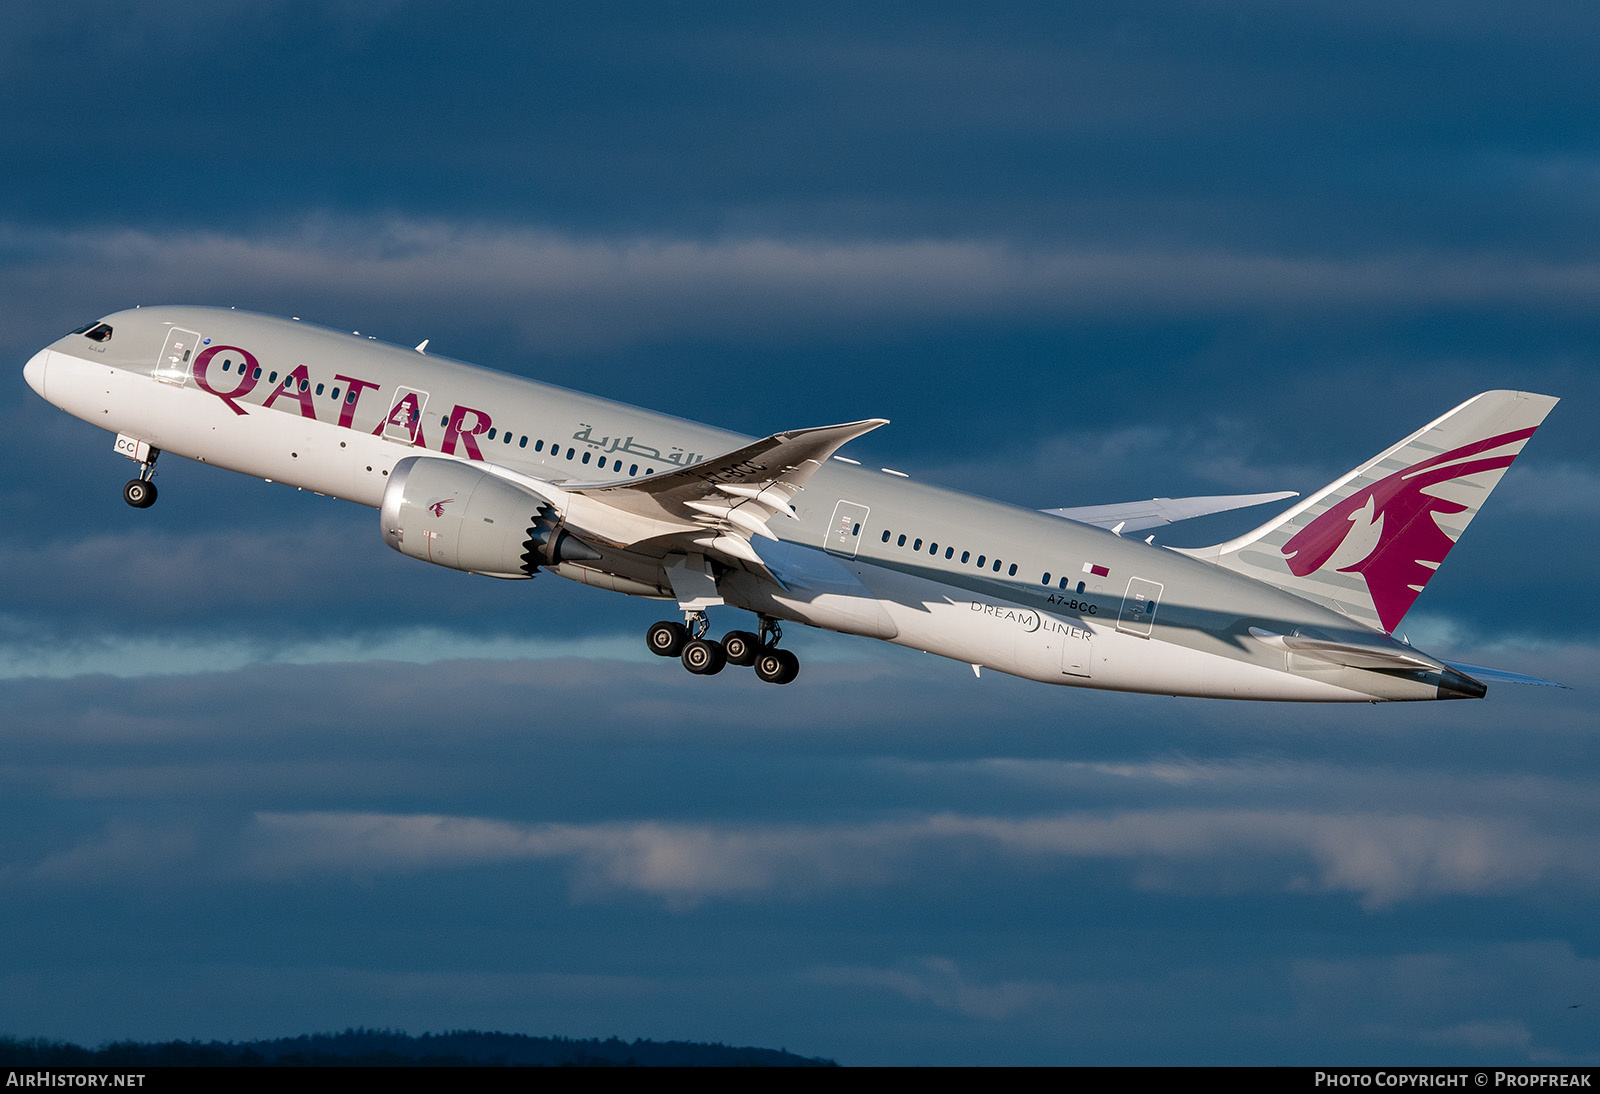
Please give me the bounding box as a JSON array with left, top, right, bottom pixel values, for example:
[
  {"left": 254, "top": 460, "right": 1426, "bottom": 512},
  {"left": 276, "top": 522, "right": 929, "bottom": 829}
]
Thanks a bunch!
[
  {"left": 1442, "top": 661, "right": 1568, "bottom": 689},
  {"left": 1044, "top": 491, "right": 1298, "bottom": 533}
]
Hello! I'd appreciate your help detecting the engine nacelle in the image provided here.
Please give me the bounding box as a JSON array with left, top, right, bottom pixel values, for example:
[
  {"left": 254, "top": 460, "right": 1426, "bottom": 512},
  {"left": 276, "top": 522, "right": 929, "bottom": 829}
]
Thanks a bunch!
[{"left": 380, "top": 456, "right": 599, "bottom": 577}]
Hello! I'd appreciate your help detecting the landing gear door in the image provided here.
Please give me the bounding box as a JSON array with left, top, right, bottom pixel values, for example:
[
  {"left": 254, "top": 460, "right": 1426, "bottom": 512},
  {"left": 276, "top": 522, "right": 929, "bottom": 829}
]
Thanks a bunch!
[
  {"left": 824, "top": 501, "right": 870, "bottom": 558},
  {"left": 1061, "top": 627, "right": 1092, "bottom": 678},
  {"left": 381, "top": 387, "right": 429, "bottom": 446},
  {"left": 154, "top": 327, "right": 201, "bottom": 386},
  {"left": 1117, "top": 577, "right": 1163, "bottom": 638}
]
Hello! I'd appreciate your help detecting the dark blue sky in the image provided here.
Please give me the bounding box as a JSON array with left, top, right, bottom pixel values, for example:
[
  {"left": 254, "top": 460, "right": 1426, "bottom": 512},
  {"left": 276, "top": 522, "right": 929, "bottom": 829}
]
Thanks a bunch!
[{"left": 1, "top": 1, "right": 1596, "bottom": 1065}]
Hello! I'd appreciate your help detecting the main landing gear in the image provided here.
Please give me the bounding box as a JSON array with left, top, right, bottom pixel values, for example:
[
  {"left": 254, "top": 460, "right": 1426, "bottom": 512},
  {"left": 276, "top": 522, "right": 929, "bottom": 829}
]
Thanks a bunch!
[
  {"left": 646, "top": 613, "right": 800, "bottom": 685},
  {"left": 122, "top": 446, "right": 161, "bottom": 509}
]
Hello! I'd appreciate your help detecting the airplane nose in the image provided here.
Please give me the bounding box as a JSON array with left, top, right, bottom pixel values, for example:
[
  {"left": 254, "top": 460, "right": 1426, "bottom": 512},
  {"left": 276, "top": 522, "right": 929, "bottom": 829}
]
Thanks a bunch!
[{"left": 23, "top": 348, "right": 48, "bottom": 399}]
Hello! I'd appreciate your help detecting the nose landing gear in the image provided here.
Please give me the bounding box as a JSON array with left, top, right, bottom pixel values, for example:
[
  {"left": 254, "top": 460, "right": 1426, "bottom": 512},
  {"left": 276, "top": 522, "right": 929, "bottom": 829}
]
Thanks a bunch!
[
  {"left": 643, "top": 613, "right": 799, "bottom": 684},
  {"left": 121, "top": 444, "right": 161, "bottom": 509}
]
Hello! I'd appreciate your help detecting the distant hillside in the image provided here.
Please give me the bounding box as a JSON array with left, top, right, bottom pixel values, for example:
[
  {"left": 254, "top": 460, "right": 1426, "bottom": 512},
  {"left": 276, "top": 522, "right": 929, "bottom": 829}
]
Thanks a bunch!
[{"left": 0, "top": 1028, "right": 837, "bottom": 1067}]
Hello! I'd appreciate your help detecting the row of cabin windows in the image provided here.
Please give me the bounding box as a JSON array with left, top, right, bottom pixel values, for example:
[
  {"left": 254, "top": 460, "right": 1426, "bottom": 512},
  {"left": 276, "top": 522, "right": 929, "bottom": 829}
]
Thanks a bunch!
[
  {"left": 880, "top": 527, "right": 1090, "bottom": 593},
  {"left": 214, "top": 357, "right": 654, "bottom": 476},
  {"left": 881, "top": 529, "right": 1019, "bottom": 576}
]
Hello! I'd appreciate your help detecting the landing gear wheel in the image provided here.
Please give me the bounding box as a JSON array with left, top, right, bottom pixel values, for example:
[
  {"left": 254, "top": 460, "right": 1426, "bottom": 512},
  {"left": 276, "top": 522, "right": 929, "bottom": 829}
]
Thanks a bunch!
[
  {"left": 646, "top": 620, "right": 689, "bottom": 657},
  {"left": 754, "top": 647, "right": 800, "bottom": 685},
  {"left": 721, "top": 630, "right": 761, "bottom": 667},
  {"left": 123, "top": 479, "right": 157, "bottom": 509},
  {"left": 681, "top": 638, "right": 727, "bottom": 675}
]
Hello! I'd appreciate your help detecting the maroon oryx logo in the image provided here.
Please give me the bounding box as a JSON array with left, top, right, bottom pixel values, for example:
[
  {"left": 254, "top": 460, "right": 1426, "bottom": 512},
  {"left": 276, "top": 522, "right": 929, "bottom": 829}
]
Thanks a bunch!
[
  {"left": 1280, "top": 427, "right": 1535, "bottom": 632},
  {"left": 427, "top": 498, "right": 452, "bottom": 518}
]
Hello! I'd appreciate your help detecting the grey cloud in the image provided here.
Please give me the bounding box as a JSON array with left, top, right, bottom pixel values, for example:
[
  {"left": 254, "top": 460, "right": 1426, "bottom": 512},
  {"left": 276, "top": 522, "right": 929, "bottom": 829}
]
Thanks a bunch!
[
  {"left": 810, "top": 957, "right": 1059, "bottom": 1021},
  {"left": 8, "top": 220, "right": 1600, "bottom": 353},
  {"left": 28, "top": 818, "right": 197, "bottom": 884},
  {"left": 226, "top": 805, "right": 1597, "bottom": 910},
  {"left": 1292, "top": 942, "right": 1600, "bottom": 1064}
]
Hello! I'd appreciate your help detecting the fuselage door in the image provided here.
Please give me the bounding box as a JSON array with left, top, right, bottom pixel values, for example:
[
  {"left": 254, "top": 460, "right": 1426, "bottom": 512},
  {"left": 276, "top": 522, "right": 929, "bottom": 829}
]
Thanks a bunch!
[
  {"left": 381, "top": 387, "right": 430, "bottom": 446},
  {"left": 824, "top": 501, "right": 871, "bottom": 558},
  {"left": 1117, "top": 577, "right": 1164, "bottom": 638},
  {"left": 153, "top": 327, "right": 201, "bottom": 386}
]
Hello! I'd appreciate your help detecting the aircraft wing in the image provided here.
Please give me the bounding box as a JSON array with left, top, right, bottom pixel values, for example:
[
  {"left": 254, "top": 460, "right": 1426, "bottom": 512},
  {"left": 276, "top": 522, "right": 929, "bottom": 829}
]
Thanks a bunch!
[
  {"left": 1042, "top": 491, "right": 1298, "bottom": 533},
  {"left": 561, "top": 418, "right": 888, "bottom": 570}
]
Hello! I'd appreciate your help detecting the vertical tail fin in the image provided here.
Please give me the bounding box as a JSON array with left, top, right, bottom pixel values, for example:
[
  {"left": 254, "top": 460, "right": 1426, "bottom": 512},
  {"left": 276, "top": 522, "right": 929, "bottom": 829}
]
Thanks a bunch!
[{"left": 1177, "top": 390, "right": 1559, "bottom": 633}]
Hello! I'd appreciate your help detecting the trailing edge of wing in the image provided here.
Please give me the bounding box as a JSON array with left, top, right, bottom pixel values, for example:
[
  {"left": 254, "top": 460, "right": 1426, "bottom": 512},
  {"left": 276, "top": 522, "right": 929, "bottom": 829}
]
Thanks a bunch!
[{"left": 1044, "top": 491, "right": 1298, "bottom": 533}]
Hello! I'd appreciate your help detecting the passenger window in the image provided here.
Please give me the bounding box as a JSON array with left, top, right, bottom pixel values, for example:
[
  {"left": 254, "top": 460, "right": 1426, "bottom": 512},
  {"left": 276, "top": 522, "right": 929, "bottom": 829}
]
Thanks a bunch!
[
  {"left": 582, "top": 451, "right": 591, "bottom": 464},
  {"left": 1059, "top": 577, "right": 1069, "bottom": 589},
  {"left": 1077, "top": 581, "right": 1086, "bottom": 593},
  {"left": 630, "top": 464, "right": 638, "bottom": 475},
  {"left": 881, "top": 530, "right": 891, "bottom": 542},
  {"left": 254, "top": 368, "right": 263, "bottom": 380},
  {"left": 315, "top": 383, "right": 325, "bottom": 396},
  {"left": 1008, "top": 563, "right": 1017, "bottom": 576},
  {"left": 977, "top": 555, "right": 985, "bottom": 567},
  {"left": 897, "top": 535, "right": 906, "bottom": 547},
  {"left": 299, "top": 379, "right": 309, "bottom": 392},
  {"left": 535, "top": 440, "right": 544, "bottom": 452},
  {"left": 331, "top": 387, "right": 341, "bottom": 400},
  {"left": 993, "top": 559, "right": 1002, "bottom": 572},
  {"left": 929, "top": 542, "right": 937, "bottom": 554},
  {"left": 945, "top": 547, "right": 953, "bottom": 559},
  {"left": 488, "top": 428, "right": 497, "bottom": 440},
  {"left": 566, "top": 449, "right": 575, "bottom": 460},
  {"left": 913, "top": 538, "right": 922, "bottom": 551},
  {"left": 961, "top": 551, "right": 970, "bottom": 564},
  {"left": 1042, "top": 573, "right": 1051, "bottom": 585},
  {"left": 269, "top": 372, "right": 277, "bottom": 383},
  {"left": 519, "top": 436, "right": 528, "bottom": 448}
]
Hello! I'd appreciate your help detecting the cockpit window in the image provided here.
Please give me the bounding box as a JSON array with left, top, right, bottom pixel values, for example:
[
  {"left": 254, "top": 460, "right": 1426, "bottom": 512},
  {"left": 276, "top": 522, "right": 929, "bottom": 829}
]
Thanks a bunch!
[{"left": 73, "top": 322, "right": 113, "bottom": 343}]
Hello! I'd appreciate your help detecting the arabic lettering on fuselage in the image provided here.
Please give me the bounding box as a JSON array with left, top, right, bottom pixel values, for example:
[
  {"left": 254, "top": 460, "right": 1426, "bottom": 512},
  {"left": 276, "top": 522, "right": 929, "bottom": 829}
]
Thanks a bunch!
[{"left": 573, "top": 423, "right": 699, "bottom": 466}]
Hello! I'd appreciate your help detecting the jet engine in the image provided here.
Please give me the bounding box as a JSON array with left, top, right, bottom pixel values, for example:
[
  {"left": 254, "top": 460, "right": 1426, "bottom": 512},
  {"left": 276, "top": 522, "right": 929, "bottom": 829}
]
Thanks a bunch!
[{"left": 380, "top": 456, "right": 599, "bottom": 577}]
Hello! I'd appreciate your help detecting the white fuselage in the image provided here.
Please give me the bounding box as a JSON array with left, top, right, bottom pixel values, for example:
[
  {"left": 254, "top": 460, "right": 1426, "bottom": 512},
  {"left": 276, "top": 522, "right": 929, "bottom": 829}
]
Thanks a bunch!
[{"left": 24, "top": 306, "right": 1470, "bottom": 702}]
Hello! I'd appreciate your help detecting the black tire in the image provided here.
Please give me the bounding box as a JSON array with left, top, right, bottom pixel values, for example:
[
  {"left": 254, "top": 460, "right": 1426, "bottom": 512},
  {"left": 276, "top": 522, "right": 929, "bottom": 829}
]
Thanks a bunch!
[
  {"left": 646, "top": 620, "right": 688, "bottom": 657},
  {"left": 123, "top": 479, "right": 157, "bottom": 508},
  {"left": 681, "top": 638, "right": 727, "bottom": 675},
  {"left": 754, "top": 647, "right": 799, "bottom": 685},
  {"left": 721, "top": 630, "right": 760, "bottom": 667}
]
